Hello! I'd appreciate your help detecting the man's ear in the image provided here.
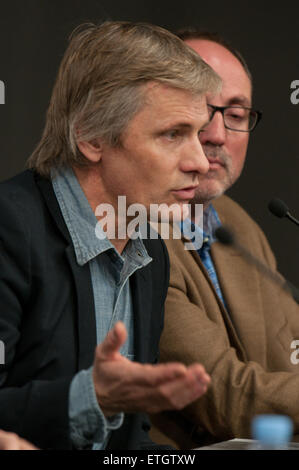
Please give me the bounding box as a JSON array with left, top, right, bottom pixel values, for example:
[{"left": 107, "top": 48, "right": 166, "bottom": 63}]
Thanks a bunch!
[{"left": 77, "top": 139, "right": 103, "bottom": 163}]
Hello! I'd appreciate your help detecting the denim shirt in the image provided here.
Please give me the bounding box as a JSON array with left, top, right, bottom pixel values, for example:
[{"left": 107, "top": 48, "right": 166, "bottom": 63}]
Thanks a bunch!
[{"left": 52, "top": 167, "right": 152, "bottom": 449}]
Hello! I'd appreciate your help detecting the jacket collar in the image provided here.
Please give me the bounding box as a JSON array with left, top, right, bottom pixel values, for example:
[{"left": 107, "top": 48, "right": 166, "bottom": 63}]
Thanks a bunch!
[
  {"left": 34, "top": 171, "right": 153, "bottom": 367},
  {"left": 34, "top": 172, "right": 97, "bottom": 369}
]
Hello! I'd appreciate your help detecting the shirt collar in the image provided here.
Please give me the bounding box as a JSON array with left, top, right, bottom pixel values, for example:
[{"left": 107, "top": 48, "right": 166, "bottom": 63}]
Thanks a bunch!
[
  {"left": 51, "top": 167, "right": 151, "bottom": 267},
  {"left": 203, "top": 204, "right": 222, "bottom": 244},
  {"left": 181, "top": 203, "right": 221, "bottom": 247}
]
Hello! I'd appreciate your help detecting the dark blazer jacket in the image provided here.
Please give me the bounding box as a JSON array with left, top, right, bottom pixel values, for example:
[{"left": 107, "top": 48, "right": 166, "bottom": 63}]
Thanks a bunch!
[{"left": 0, "top": 170, "right": 170, "bottom": 450}]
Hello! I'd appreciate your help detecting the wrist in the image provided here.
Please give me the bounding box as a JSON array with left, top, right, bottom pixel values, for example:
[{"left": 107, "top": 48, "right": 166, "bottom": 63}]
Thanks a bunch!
[{"left": 92, "top": 367, "right": 113, "bottom": 417}]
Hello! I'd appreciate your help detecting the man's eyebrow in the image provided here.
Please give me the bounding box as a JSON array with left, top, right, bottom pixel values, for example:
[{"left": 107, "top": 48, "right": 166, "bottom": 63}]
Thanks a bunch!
[
  {"left": 159, "top": 119, "right": 210, "bottom": 132},
  {"left": 227, "top": 95, "right": 252, "bottom": 107},
  {"left": 160, "top": 122, "right": 191, "bottom": 130}
]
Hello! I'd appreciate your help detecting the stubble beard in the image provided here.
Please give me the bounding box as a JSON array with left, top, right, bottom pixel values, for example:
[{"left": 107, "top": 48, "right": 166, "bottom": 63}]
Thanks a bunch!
[{"left": 192, "top": 145, "right": 235, "bottom": 207}]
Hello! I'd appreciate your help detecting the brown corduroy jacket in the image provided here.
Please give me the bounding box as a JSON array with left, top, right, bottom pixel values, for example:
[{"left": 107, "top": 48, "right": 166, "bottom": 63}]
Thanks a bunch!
[{"left": 150, "top": 195, "right": 299, "bottom": 449}]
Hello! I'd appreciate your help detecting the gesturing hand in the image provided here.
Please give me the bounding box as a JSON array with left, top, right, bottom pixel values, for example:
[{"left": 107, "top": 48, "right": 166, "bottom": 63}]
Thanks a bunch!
[{"left": 92, "top": 321, "right": 210, "bottom": 417}]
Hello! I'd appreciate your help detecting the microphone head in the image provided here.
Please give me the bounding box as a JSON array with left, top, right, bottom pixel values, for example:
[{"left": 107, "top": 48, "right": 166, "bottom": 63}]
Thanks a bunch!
[
  {"left": 215, "top": 226, "right": 234, "bottom": 246},
  {"left": 268, "top": 198, "right": 289, "bottom": 218}
]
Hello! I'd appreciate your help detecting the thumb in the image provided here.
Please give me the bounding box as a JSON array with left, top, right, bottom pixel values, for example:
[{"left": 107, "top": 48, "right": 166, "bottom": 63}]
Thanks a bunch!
[{"left": 97, "top": 321, "right": 127, "bottom": 360}]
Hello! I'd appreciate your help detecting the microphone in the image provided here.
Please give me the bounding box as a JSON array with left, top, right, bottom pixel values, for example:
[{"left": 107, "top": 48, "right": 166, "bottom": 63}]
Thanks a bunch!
[
  {"left": 215, "top": 226, "right": 299, "bottom": 304},
  {"left": 268, "top": 198, "right": 299, "bottom": 227}
]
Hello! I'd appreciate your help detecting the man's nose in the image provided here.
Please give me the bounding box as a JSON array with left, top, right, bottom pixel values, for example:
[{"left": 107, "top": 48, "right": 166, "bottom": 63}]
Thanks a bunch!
[
  {"left": 200, "top": 112, "right": 226, "bottom": 146},
  {"left": 180, "top": 139, "right": 209, "bottom": 175}
]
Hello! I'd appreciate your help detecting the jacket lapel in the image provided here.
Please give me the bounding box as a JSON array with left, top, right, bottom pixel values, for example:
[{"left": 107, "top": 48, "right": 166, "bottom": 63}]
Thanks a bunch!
[
  {"left": 187, "top": 243, "right": 248, "bottom": 360},
  {"left": 211, "top": 239, "right": 267, "bottom": 364},
  {"left": 181, "top": 217, "right": 267, "bottom": 363},
  {"left": 35, "top": 173, "right": 97, "bottom": 370},
  {"left": 65, "top": 246, "right": 97, "bottom": 369}
]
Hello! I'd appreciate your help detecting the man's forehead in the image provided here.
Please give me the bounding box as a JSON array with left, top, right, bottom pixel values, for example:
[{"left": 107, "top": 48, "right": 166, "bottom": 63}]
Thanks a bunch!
[
  {"left": 184, "top": 39, "right": 247, "bottom": 76},
  {"left": 143, "top": 82, "right": 207, "bottom": 110},
  {"left": 206, "top": 90, "right": 251, "bottom": 108},
  {"left": 185, "top": 39, "right": 252, "bottom": 103},
  {"left": 125, "top": 83, "right": 209, "bottom": 134}
]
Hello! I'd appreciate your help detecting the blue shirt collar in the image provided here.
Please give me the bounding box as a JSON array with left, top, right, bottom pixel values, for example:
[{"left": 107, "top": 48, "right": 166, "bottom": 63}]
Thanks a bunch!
[
  {"left": 181, "top": 204, "right": 221, "bottom": 247},
  {"left": 203, "top": 204, "right": 222, "bottom": 244},
  {"left": 51, "top": 167, "right": 151, "bottom": 266}
]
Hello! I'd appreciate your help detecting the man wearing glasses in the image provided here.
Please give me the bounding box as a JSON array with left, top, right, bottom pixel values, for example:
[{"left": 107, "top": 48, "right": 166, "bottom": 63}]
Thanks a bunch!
[{"left": 151, "top": 31, "right": 299, "bottom": 448}]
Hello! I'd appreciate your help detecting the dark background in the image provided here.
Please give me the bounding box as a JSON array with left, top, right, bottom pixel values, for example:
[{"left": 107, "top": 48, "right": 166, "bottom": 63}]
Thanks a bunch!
[{"left": 1, "top": 0, "right": 299, "bottom": 286}]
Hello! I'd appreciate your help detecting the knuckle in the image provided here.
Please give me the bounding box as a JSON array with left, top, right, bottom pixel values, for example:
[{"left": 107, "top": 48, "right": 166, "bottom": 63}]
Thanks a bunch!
[
  {"left": 157, "top": 384, "right": 168, "bottom": 399},
  {"left": 168, "top": 398, "right": 178, "bottom": 409},
  {"left": 185, "top": 374, "right": 197, "bottom": 388},
  {"left": 167, "top": 393, "right": 181, "bottom": 409},
  {"left": 157, "top": 385, "right": 176, "bottom": 407},
  {"left": 191, "top": 363, "right": 206, "bottom": 375}
]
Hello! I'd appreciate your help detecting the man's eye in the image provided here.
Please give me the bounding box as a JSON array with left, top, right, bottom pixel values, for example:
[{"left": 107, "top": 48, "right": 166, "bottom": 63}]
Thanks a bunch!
[
  {"left": 164, "top": 129, "right": 180, "bottom": 139},
  {"left": 226, "top": 109, "right": 248, "bottom": 120},
  {"left": 227, "top": 113, "right": 246, "bottom": 122}
]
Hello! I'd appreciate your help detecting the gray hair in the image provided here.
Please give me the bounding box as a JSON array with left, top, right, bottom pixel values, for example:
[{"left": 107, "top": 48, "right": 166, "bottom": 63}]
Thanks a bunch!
[{"left": 28, "top": 21, "right": 221, "bottom": 177}]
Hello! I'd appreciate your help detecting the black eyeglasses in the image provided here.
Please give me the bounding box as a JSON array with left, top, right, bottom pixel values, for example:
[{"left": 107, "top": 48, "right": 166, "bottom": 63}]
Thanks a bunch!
[{"left": 207, "top": 104, "right": 262, "bottom": 132}]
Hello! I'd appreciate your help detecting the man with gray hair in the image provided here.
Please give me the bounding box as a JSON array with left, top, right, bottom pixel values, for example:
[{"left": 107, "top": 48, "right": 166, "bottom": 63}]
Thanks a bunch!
[{"left": 0, "top": 22, "right": 220, "bottom": 449}]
